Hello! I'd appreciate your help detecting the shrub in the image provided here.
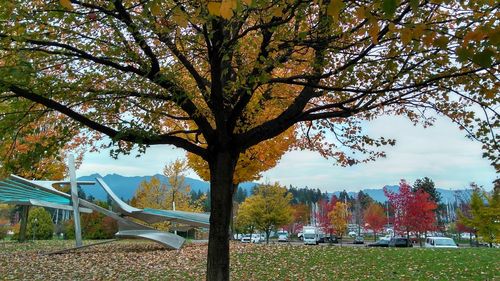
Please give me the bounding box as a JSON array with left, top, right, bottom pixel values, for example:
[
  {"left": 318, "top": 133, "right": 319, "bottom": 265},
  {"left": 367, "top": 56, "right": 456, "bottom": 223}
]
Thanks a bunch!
[
  {"left": 63, "top": 212, "right": 118, "bottom": 240},
  {"left": 26, "top": 208, "right": 54, "bottom": 240},
  {"left": 0, "top": 225, "right": 8, "bottom": 240}
]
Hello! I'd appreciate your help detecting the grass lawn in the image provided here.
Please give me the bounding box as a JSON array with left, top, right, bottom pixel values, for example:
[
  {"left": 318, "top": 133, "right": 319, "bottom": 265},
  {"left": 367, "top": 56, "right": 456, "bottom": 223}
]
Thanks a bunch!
[{"left": 0, "top": 240, "right": 498, "bottom": 280}]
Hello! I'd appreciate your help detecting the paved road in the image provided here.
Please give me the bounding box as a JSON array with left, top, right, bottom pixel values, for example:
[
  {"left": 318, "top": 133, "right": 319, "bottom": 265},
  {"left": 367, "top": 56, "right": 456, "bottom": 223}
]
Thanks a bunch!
[{"left": 247, "top": 240, "right": 370, "bottom": 247}]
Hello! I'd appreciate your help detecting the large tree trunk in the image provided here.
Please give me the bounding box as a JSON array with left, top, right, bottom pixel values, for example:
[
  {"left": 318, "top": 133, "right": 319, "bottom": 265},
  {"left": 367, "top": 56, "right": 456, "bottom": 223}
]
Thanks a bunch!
[{"left": 206, "top": 151, "right": 238, "bottom": 281}]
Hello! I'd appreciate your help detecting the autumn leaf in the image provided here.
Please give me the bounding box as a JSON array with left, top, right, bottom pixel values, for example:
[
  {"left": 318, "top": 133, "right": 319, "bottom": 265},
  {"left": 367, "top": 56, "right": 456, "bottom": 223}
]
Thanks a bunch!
[
  {"left": 172, "top": 9, "right": 189, "bottom": 28},
  {"left": 150, "top": 2, "right": 162, "bottom": 16},
  {"left": 207, "top": 1, "right": 221, "bottom": 17},
  {"left": 327, "top": 0, "right": 344, "bottom": 22},
  {"left": 369, "top": 20, "right": 380, "bottom": 44},
  {"left": 220, "top": 0, "right": 234, "bottom": 19},
  {"left": 433, "top": 36, "right": 449, "bottom": 49},
  {"left": 59, "top": 0, "right": 73, "bottom": 11}
]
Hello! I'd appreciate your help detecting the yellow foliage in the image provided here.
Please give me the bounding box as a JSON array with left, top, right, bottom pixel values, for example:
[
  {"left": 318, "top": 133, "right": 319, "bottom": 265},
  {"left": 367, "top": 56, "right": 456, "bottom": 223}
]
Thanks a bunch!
[
  {"left": 59, "top": 0, "right": 73, "bottom": 11},
  {"left": 220, "top": 0, "right": 234, "bottom": 19},
  {"left": 150, "top": 2, "right": 163, "bottom": 16},
  {"left": 187, "top": 127, "right": 295, "bottom": 183},
  {"left": 207, "top": 2, "right": 221, "bottom": 17},
  {"left": 235, "top": 183, "right": 293, "bottom": 235},
  {"left": 327, "top": 0, "right": 344, "bottom": 22},
  {"left": 329, "top": 201, "right": 350, "bottom": 237},
  {"left": 131, "top": 159, "right": 204, "bottom": 218},
  {"left": 369, "top": 20, "right": 380, "bottom": 44}
]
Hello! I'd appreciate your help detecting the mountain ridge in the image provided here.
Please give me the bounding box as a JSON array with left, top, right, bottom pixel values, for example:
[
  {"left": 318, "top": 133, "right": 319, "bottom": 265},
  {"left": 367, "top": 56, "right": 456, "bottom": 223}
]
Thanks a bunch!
[{"left": 78, "top": 173, "right": 469, "bottom": 203}]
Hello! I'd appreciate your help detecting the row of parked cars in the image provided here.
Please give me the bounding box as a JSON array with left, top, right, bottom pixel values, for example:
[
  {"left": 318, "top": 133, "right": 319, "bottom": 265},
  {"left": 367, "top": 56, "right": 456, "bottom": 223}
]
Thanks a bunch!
[
  {"left": 368, "top": 236, "right": 459, "bottom": 248},
  {"left": 240, "top": 231, "right": 289, "bottom": 243}
]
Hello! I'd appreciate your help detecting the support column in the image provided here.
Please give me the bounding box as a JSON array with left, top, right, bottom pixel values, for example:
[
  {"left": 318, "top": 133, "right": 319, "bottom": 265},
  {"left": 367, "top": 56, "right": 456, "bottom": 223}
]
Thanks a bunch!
[
  {"left": 18, "top": 205, "right": 30, "bottom": 242},
  {"left": 68, "top": 155, "right": 83, "bottom": 247}
]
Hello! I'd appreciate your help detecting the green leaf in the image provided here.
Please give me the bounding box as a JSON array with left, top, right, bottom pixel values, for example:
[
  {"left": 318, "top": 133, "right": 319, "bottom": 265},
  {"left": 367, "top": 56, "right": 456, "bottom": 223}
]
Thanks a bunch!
[
  {"left": 409, "top": 0, "right": 419, "bottom": 11},
  {"left": 382, "top": 0, "right": 399, "bottom": 18},
  {"left": 456, "top": 47, "right": 472, "bottom": 63},
  {"left": 472, "top": 49, "right": 494, "bottom": 67},
  {"left": 433, "top": 36, "right": 448, "bottom": 49}
]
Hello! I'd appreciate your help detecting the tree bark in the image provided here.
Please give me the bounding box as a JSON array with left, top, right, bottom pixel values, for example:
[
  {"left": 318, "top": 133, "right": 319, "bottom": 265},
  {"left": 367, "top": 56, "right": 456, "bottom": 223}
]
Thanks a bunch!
[
  {"left": 18, "top": 205, "right": 30, "bottom": 242},
  {"left": 206, "top": 151, "right": 238, "bottom": 281}
]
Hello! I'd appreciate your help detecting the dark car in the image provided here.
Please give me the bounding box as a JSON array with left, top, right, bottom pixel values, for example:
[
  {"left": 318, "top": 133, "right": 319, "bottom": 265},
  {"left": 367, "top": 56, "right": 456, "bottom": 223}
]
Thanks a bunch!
[
  {"left": 353, "top": 236, "right": 364, "bottom": 244},
  {"left": 389, "top": 237, "right": 413, "bottom": 247},
  {"left": 367, "top": 239, "right": 389, "bottom": 247}
]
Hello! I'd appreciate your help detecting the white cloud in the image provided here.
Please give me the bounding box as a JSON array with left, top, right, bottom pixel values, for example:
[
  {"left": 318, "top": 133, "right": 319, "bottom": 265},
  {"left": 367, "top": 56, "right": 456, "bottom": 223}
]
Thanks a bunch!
[
  {"left": 262, "top": 115, "right": 497, "bottom": 191},
  {"left": 77, "top": 115, "right": 497, "bottom": 192}
]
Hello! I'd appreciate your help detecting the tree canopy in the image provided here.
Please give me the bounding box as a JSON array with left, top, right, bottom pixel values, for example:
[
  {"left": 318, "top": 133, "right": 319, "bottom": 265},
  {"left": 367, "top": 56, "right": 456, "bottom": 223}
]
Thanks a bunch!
[
  {"left": 0, "top": 1, "right": 498, "bottom": 279},
  {"left": 328, "top": 201, "right": 350, "bottom": 238},
  {"left": 363, "top": 202, "right": 386, "bottom": 240},
  {"left": 458, "top": 187, "right": 499, "bottom": 247},
  {"left": 235, "top": 182, "right": 293, "bottom": 242}
]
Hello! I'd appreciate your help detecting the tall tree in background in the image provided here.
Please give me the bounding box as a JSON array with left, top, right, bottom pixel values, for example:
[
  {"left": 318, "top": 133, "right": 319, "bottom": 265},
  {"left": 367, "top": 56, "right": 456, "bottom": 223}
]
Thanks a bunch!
[
  {"left": 413, "top": 177, "right": 441, "bottom": 205},
  {"left": 410, "top": 189, "right": 438, "bottom": 245},
  {"left": 385, "top": 180, "right": 437, "bottom": 245},
  {"left": 316, "top": 197, "right": 337, "bottom": 237},
  {"left": 163, "top": 159, "right": 192, "bottom": 211},
  {"left": 131, "top": 175, "right": 204, "bottom": 214},
  {"left": 131, "top": 176, "right": 169, "bottom": 210},
  {"left": 236, "top": 183, "right": 293, "bottom": 243},
  {"left": 290, "top": 203, "right": 310, "bottom": 234},
  {"left": 329, "top": 201, "right": 350, "bottom": 240},
  {"left": 363, "top": 203, "right": 386, "bottom": 240},
  {"left": 458, "top": 188, "right": 499, "bottom": 247},
  {"left": 0, "top": 1, "right": 498, "bottom": 279}
]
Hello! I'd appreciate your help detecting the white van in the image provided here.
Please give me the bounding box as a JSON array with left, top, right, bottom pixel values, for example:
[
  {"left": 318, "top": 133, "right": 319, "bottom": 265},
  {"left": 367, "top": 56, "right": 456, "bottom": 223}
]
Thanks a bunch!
[{"left": 424, "top": 237, "right": 458, "bottom": 248}]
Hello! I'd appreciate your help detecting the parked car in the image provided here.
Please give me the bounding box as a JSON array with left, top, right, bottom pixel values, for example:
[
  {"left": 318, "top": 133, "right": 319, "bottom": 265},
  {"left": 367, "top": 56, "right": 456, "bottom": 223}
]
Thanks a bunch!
[
  {"left": 277, "top": 231, "right": 289, "bottom": 242},
  {"left": 241, "top": 234, "right": 251, "bottom": 243},
  {"left": 389, "top": 237, "right": 413, "bottom": 247},
  {"left": 278, "top": 233, "right": 289, "bottom": 242},
  {"left": 367, "top": 239, "right": 389, "bottom": 247},
  {"left": 241, "top": 234, "right": 262, "bottom": 243},
  {"left": 353, "top": 236, "right": 364, "bottom": 244},
  {"left": 329, "top": 235, "right": 339, "bottom": 243},
  {"left": 424, "top": 237, "right": 458, "bottom": 248},
  {"left": 251, "top": 234, "right": 262, "bottom": 243}
]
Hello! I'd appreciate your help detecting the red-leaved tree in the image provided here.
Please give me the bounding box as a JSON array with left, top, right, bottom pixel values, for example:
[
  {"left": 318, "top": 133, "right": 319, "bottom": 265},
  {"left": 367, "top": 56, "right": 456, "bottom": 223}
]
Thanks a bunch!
[
  {"left": 385, "top": 180, "right": 437, "bottom": 245},
  {"left": 363, "top": 203, "right": 387, "bottom": 240},
  {"left": 316, "top": 197, "right": 338, "bottom": 237},
  {"left": 410, "top": 190, "right": 438, "bottom": 245}
]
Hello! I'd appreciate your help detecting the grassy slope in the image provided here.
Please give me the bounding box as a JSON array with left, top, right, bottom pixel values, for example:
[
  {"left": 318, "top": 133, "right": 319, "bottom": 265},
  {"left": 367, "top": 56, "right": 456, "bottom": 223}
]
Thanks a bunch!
[{"left": 0, "top": 240, "right": 498, "bottom": 280}]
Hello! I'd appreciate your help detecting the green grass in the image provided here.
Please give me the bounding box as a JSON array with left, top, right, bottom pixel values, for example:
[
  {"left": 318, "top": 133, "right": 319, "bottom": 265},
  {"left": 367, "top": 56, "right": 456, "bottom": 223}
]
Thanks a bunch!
[
  {"left": 0, "top": 240, "right": 498, "bottom": 280},
  {"left": 233, "top": 245, "right": 499, "bottom": 280}
]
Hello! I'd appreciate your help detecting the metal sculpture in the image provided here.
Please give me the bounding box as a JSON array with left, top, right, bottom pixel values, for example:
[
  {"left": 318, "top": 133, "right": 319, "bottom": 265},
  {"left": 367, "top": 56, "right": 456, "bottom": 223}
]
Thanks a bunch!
[{"left": 0, "top": 170, "right": 210, "bottom": 250}]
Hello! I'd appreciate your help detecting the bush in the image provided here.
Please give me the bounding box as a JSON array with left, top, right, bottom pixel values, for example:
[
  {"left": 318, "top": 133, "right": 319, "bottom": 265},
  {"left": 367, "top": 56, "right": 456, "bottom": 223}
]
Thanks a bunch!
[
  {"left": 26, "top": 208, "right": 54, "bottom": 240},
  {"left": 63, "top": 212, "right": 118, "bottom": 240},
  {"left": 0, "top": 225, "right": 8, "bottom": 240}
]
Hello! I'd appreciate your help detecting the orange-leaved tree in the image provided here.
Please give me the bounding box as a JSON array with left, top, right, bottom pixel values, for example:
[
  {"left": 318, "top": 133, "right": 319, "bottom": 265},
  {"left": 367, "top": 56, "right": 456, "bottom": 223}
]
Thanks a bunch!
[
  {"left": 0, "top": 1, "right": 498, "bottom": 280},
  {"left": 363, "top": 202, "right": 387, "bottom": 240}
]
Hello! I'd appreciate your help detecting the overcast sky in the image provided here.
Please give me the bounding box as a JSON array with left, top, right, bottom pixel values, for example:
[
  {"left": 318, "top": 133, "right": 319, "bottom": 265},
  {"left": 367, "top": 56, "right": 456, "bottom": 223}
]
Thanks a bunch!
[{"left": 78, "top": 115, "right": 497, "bottom": 192}]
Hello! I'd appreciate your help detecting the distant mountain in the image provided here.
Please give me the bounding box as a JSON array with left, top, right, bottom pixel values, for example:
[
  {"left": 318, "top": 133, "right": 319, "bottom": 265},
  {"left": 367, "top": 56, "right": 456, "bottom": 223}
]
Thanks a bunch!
[
  {"left": 78, "top": 173, "right": 470, "bottom": 203},
  {"left": 77, "top": 173, "right": 256, "bottom": 201}
]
